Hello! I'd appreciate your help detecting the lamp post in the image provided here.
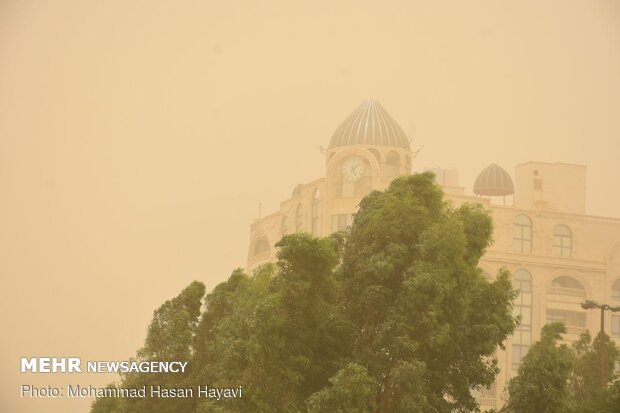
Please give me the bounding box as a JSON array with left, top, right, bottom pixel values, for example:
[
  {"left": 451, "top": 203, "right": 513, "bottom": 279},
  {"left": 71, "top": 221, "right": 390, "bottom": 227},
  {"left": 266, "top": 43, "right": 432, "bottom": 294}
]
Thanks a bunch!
[{"left": 580, "top": 300, "right": 620, "bottom": 386}]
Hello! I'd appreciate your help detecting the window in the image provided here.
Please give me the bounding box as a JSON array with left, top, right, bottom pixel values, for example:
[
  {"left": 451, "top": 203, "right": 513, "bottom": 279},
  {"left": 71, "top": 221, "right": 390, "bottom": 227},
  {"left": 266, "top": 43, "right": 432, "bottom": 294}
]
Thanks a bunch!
[
  {"left": 292, "top": 184, "right": 303, "bottom": 197},
  {"left": 368, "top": 148, "right": 381, "bottom": 164},
  {"left": 281, "top": 216, "right": 288, "bottom": 238},
  {"left": 311, "top": 189, "right": 321, "bottom": 236},
  {"left": 253, "top": 236, "right": 270, "bottom": 256},
  {"left": 513, "top": 215, "right": 532, "bottom": 253},
  {"left": 386, "top": 151, "right": 400, "bottom": 177},
  {"left": 546, "top": 309, "right": 586, "bottom": 326},
  {"left": 612, "top": 279, "right": 620, "bottom": 301},
  {"left": 612, "top": 315, "right": 620, "bottom": 337},
  {"left": 296, "top": 204, "right": 304, "bottom": 232},
  {"left": 553, "top": 225, "right": 572, "bottom": 257},
  {"left": 331, "top": 214, "right": 353, "bottom": 232},
  {"left": 534, "top": 179, "right": 542, "bottom": 190},
  {"left": 546, "top": 309, "right": 587, "bottom": 335},
  {"left": 512, "top": 269, "right": 532, "bottom": 373},
  {"left": 547, "top": 276, "right": 586, "bottom": 298},
  {"left": 512, "top": 345, "right": 530, "bottom": 374},
  {"left": 481, "top": 269, "right": 493, "bottom": 281}
]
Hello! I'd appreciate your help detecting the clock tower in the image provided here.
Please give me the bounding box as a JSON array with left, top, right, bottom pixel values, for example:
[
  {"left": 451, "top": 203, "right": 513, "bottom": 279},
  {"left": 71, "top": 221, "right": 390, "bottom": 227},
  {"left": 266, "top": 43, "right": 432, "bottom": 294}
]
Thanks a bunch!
[
  {"left": 247, "top": 99, "right": 413, "bottom": 268},
  {"left": 324, "top": 99, "right": 412, "bottom": 231}
]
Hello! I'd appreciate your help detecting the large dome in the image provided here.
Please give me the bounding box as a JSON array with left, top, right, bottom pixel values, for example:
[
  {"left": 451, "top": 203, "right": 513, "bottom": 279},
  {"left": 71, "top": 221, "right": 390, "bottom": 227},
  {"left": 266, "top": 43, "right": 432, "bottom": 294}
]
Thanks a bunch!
[
  {"left": 473, "top": 164, "right": 514, "bottom": 196},
  {"left": 328, "top": 99, "right": 410, "bottom": 149}
]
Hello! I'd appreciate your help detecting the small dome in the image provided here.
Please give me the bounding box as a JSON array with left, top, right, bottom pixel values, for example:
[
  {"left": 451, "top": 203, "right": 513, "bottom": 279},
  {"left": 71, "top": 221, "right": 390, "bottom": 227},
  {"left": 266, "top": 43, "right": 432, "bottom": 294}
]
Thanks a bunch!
[
  {"left": 328, "top": 99, "right": 410, "bottom": 149},
  {"left": 474, "top": 164, "right": 514, "bottom": 196}
]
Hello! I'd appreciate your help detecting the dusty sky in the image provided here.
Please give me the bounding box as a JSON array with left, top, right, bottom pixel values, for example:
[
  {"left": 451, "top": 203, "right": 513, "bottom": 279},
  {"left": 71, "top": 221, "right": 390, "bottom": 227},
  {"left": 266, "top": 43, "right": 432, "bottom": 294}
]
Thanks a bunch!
[{"left": 1, "top": 1, "right": 619, "bottom": 412}]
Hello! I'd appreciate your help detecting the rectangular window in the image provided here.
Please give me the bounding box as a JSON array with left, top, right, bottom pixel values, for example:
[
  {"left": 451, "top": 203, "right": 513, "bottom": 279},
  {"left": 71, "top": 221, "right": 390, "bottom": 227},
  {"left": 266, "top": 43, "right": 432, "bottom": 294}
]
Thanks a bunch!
[
  {"left": 612, "top": 316, "right": 620, "bottom": 337},
  {"left": 512, "top": 344, "right": 530, "bottom": 373},
  {"left": 331, "top": 214, "right": 353, "bottom": 232},
  {"left": 342, "top": 181, "right": 355, "bottom": 198},
  {"left": 513, "top": 224, "right": 532, "bottom": 253},
  {"left": 520, "top": 307, "right": 532, "bottom": 326},
  {"left": 534, "top": 179, "right": 542, "bottom": 190},
  {"left": 546, "top": 309, "right": 587, "bottom": 335},
  {"left": 553, "top": 235, "right": 571, "bottom": 257},
  {"left": 311, "top": 203, "right": 321, "bottom": 236}
]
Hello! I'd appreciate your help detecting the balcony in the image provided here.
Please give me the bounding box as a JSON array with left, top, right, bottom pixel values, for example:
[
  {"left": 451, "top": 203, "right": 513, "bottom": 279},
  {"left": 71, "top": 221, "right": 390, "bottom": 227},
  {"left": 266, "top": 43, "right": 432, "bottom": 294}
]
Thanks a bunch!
[
  {"left": 565, "top": 326, "right": 587, "bottom": 336},
  {"left": 546, "top": 286, "right": 586, "bottom": 298}
]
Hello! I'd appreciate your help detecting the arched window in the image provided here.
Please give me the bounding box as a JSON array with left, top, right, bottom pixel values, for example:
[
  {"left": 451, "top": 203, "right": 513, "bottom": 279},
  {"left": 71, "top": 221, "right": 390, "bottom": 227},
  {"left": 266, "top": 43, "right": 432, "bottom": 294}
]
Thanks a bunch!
[
  {"left": 513, "top": 215, "right": 532, "bottom": 253},
  {"left": 311, "top": 189, "right": 321, "bottom": 235},
  {"left": 292, "top": 184, "right": 303, "bottom": 197},
  {"left": 296, "top": 204, "right": 304, "bottom": 232},
  {"left": 368, "top": 148, "right": 381, "bottom": 164},
  {"left": 386, "top": 151, "right": 400, "bottom": 177},
  {"left": 547, "top": 275, "right": 586, "bottom": 298},
  {"left": 512, "top": 269, "right": 533, "bottom": 373},
  {"left": 553, "top": 225, "right": 572, "bottom": 257},
  {"left": 253, "top": 236, "right": 270, "bottom": 256},
  {"left": 481, "top": 269, "right": 493, "bottom": 281},
  {"left": 612, "top": 279, "right": 620, "bottom": 301},
  {"left": 281, "top": 216, "right": 288, "bottom": 238}
]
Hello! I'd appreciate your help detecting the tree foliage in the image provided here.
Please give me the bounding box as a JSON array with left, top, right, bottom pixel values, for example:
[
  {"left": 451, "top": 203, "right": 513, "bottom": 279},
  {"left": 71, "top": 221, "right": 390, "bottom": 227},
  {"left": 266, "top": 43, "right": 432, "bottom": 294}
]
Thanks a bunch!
[
  {"left": 92, "top": 172, "right": 519, "bottom": 413},
  {"left": 570, "top": 331, "right": 620, "bottom": 413},
  {"left": 503, "top": 322, "right": 575, "bottom": 413},
  {"left": 340, "top": 173, "right": 517, "bottom": 412},
  {"left": 92, "top": 281, "right": 206, "bottom": 413},
  {"left": 306, "top": 363, "right": 378, "bottom": 413},
  {"left": 503, "top": 324, "right": 620, "bottom": 413}
]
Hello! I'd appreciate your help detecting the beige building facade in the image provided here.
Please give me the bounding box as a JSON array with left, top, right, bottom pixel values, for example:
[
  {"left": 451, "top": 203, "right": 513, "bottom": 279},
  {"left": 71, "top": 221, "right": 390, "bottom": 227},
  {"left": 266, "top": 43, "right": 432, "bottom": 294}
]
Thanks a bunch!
[{"left": 246, "top": 100, "right": 620, "bottom": 409}]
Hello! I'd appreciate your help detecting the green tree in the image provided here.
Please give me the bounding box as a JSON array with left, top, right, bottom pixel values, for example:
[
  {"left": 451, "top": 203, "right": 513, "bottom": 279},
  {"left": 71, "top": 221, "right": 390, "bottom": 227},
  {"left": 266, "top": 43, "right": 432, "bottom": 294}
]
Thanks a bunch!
[
  {"left": 191, "top": 266, "right": 260, "bottom": 413},
  {"left": 570, "top": 331, "right": 620, "bottom": 413},
  {"left": 90, "top": 384, "right": 127, "bottom": 413},
  {"left": 340, "top": 173, "right": 518, "bottom": 412},
  {"left": 306, "top": 363, "right": 378, "bottom": 413},
  {"left": 503, "top": 322, "right": 575, "bottom": 413},
  {"left": 94, "top": 172, "right": 518, "bottom": 413},
  {"left": 192, "top": 234, "right": 352, "bottom": 413},
  {"left": 92, "top": 281, "right": 206, "bottom": 413},
  {"left": 604, "top": 381, "right": 620, "bottom": 413}
]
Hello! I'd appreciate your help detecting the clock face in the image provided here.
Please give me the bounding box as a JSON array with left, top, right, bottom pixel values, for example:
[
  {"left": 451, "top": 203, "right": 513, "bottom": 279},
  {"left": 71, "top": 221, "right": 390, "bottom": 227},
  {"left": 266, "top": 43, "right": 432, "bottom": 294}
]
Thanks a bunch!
[{"left": 342, "top": 157, "right": 365, "bottom": 181}]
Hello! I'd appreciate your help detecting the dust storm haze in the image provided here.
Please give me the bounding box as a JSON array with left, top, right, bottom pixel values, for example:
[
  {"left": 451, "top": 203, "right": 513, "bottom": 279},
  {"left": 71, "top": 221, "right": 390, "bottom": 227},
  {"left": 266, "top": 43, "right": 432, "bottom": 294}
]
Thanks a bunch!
[{"left": 1, "top": 1, "right": 619, "bottom": 412}]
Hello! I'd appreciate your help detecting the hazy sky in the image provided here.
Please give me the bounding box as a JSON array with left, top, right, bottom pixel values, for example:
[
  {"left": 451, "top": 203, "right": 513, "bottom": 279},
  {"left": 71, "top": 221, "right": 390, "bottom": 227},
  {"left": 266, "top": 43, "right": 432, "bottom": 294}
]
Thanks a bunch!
[{"left": 1, "top": 1, "right": 619, "bottom": 411}]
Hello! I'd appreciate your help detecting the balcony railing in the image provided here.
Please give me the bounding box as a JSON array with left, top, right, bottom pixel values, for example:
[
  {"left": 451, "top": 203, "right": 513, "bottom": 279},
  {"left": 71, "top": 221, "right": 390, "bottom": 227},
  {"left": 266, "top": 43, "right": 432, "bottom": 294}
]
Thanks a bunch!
[
  {"left": 478, "top": 397, "right": 497, "bottom": 408},
  {"left": 565, "top": 326, "right": 587, "bottom": 336},
  {"left": 546, "top": 286, "right": 586, "bottom": 298}
]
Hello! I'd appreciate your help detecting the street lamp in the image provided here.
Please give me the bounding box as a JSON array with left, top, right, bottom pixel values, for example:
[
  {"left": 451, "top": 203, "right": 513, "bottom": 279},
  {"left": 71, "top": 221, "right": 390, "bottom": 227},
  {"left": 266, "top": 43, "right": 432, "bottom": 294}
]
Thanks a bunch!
[{"left": 580, "top": 300, "right": 620, "bottom": 386}]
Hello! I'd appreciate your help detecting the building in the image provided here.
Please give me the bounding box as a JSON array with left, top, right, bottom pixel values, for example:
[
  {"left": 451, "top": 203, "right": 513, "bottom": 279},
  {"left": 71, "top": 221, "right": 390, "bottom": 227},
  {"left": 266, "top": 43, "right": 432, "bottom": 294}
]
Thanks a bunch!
[{"left": 246, "top": 99, "right": 620, "bottom": 409}]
